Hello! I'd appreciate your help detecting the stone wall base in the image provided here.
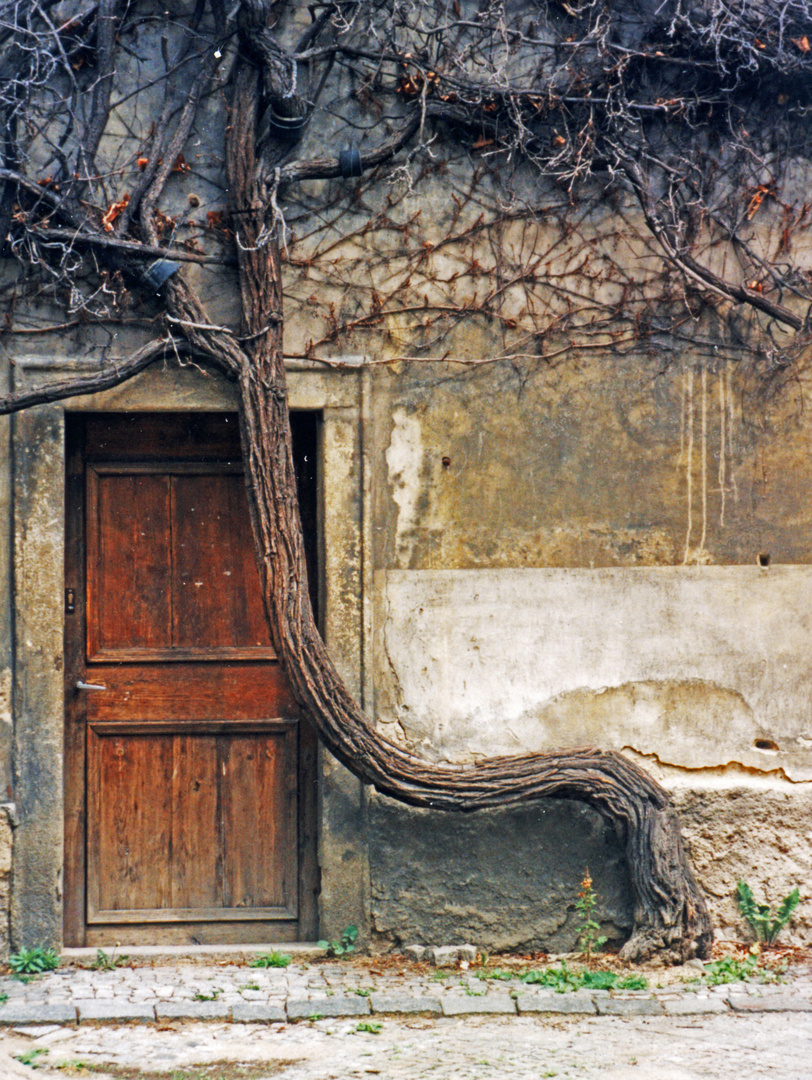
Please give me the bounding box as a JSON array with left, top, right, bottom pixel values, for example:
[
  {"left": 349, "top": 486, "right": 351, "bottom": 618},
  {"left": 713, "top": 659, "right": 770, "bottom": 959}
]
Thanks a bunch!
[{"left": 367, "top": 784, "right": 811, "bottom": 954}]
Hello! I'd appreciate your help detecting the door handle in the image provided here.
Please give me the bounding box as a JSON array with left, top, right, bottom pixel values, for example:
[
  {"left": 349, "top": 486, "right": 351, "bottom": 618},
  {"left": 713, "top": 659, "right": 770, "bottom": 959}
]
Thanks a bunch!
[{"left": 75, "top": 681, "right": 108, "bottom": 691}]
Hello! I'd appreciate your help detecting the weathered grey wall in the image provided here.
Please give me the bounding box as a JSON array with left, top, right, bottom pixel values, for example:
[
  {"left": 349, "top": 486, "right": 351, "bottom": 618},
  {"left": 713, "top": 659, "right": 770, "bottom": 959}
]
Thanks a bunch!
[{"left": 368, "top": 795, "right": 632, "bottom": 952}]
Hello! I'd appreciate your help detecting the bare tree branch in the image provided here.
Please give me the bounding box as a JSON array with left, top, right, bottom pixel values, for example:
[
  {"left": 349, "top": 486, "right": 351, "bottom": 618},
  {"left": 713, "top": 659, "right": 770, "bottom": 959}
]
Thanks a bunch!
[{"left": 0, "top": 336, "right": 187, "bottom": 415}]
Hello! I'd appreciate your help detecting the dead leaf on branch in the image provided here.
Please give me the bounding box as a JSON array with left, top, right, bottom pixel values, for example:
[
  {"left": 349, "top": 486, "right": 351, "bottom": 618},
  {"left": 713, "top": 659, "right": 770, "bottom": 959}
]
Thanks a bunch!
[
  {"left": 746, "top": 184, "right": 774, "bottom": 220},
  {"left": 101, "top": 193, "right": 130, "bottom": 232}
]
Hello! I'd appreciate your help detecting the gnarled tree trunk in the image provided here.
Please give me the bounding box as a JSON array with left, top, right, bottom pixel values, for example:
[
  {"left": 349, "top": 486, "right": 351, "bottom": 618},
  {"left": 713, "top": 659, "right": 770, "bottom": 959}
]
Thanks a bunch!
[{"left": 224, "top": 63, "right": 713, "bottom": 964}]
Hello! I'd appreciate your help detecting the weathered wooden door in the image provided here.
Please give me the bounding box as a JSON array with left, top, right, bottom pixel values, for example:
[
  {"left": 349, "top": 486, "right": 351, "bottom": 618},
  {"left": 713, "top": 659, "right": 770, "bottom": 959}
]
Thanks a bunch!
[{"left": 64, "top": 413, "right": 318, "bottom": 946}]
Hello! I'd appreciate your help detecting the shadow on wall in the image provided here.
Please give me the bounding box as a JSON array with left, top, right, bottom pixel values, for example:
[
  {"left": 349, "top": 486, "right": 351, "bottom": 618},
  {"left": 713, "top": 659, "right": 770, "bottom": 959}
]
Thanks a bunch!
[{"left": 367, "top": 794, "right": 633, "bottom": 952}]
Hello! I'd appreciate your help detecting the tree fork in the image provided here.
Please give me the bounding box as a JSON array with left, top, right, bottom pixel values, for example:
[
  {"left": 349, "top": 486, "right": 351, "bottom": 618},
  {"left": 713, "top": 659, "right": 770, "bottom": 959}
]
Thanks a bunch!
[{"left": 225, "top": 60, "right": 713, "bottom": 964}]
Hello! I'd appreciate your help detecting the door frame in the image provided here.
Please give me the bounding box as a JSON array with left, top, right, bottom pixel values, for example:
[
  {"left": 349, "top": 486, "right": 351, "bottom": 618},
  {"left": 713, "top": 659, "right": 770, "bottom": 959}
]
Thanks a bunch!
[{"left": 10, "top": 356, "right": 371, "bottom": 949}]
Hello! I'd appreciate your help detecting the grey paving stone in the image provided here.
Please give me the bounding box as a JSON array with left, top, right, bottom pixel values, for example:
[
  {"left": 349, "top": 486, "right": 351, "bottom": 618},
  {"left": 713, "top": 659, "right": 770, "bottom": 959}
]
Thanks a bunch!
[
  {"left": 728, "top": 993, "right": 812, "bottom": 1012},
  {"left": 78, "top": 1002, "right": 155, "bottom": 1023},
  {"left": 155, "top": 1001, "right": 231, "bottom": 1020},
  {"left": 370, "top": 993, "right": 442, "bottom": 1016},
  {"left": 596, "top": 997, "right": 665, "bottom": 1016},
  {"left": 0, "top": 1003, "right": 78, "bottom": 1025},
  {"left": 231, "top": 1002, "right": 287, "bottom": 1023},
  {"left": 286, "top": 996, "right": 371, "bottom": 1020},
  {"left": 441, "top": 995, "right": 516, "bottom": 1016},
  {"left": 516, "top": 992, "right": 597, "bottom": 1015},
  {"left": 662, "top": 995, "right": 728, "bottom": 1015}
]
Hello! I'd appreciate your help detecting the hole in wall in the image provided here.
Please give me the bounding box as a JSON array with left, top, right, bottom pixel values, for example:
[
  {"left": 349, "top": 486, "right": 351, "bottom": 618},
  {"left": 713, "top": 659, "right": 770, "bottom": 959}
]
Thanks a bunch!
[
  {"left": 754, "top": 738, "right": 780, "bottom": 752},
  {"left": 757, "top": 552, "right": 771, "bottom": 567}
]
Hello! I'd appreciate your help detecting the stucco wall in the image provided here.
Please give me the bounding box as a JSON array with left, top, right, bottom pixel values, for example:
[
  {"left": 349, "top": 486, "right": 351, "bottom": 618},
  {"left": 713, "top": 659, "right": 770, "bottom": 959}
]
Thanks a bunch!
[
  {"left": 361, "top": 357, "right": 812, "bottom": 951},
  {"left": 373, "top": 567, "right": 812, "bottom": 778}
]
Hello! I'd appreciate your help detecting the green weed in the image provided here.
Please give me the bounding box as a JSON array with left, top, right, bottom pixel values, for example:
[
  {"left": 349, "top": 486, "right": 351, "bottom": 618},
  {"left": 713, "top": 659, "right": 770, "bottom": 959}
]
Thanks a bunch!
[
  {"left": 192, "top": 988, "right": 221, "bottom": 1001},
  {"left": 356, "top": 1020, "right": 383, "bottom": 1034},
  {"left": 91, "top": 948, "right": 128, "bottom": 971},
  {"left": 701, "top": 951, "right": 785, "bottom": 986},
  {"left": 520, "top": 961, "right": 648, "bottom": 993},
  {"left": 14, "top": 1047, "right": 49, "bottom": 1068},
  {"left": 317, "top": 924, "right": 358, "bottom": 958},
  {"left": 574, "top": 868, "right": 607, "bottom": 962},
  {"left": 249, "top": 950, "right": 292, "bottom": 968},
  {"left": 736, "top": 880, "right": 801, "bottom": 945},
  {"left": 9, "top": 947, "right": 60, "bottom": 975}
]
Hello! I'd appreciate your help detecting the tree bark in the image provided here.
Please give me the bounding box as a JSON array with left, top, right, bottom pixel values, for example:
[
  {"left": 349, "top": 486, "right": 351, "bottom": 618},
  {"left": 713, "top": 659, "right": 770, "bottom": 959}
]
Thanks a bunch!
[{"left": 225, "top": 63, "right": 714, "bottom": 963}]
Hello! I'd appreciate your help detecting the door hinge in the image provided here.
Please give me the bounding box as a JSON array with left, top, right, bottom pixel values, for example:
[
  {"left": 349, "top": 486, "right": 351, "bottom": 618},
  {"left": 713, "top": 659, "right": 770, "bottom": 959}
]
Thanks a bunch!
[{"left": 65, "top": 588, "right": 76, "bottom": 615}]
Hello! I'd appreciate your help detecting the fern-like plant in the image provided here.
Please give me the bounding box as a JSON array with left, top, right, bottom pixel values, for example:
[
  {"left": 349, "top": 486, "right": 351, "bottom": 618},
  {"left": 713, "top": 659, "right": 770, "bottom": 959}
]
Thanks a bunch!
[{"left": 736, "top": 881, "right": 800, "bottom": 945}]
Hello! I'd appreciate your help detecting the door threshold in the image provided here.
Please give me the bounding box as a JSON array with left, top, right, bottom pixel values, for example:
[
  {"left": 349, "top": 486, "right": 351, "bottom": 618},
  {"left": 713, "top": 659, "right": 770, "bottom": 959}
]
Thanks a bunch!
[{"left": 61, "top": 942, "right": 325, "bottom": 965}]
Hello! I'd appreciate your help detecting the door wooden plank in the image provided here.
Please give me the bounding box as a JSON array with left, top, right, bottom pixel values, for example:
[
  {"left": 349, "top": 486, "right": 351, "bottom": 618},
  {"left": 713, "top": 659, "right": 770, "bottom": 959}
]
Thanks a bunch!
[
  {"left": 170, "top": 733, "right": 222, "bottom": 910},
  {"left": 86, "top": 921, "right": 301, "bottom": 947},
  {"left": 88, "top": 472, "right": 172, "bottom": 653},
  {"left": 89, "top": 731, "right": 174, "bottom": 915},
  {"left": 89, "top": 646, "right": 277, "bottom": 663},
  {"left": 85, "top": 664, "right": 299, "bottom": 721},
  {"left": 221, "top": 731, "right": 297, "bottom": 912},
  {"left": 171, "top": 474, "right": 272, "bottom": 649},
  {"left": 85, "top": 413, "right": 242, "bottom": 462},
  {"left": 87, "top": 906, "right": 295, "bottom": 924}
]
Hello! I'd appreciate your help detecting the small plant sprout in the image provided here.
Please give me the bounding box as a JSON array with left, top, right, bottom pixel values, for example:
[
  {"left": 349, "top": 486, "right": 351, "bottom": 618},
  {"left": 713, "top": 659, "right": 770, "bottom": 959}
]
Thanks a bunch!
[
  {"left": 14, "top": 1047, "right": 49, "bottom": 1067},
  {"left": 574, "top": 868, "right": 607, "bottom": 963},
  {"left": 699, "top": 947, "right": 785, "bottom": 985},
  {"left": 736, "top": 881, "right": 801, "bottom": 945},
  {"left": 250, "top": 950, "right": 292, "bottom": 968},
  {"left": 91, "top": 945, "right": 128, "bottom": 971},
  {"left": 317, "top": 924, "right": 358, "bottom": 958}
]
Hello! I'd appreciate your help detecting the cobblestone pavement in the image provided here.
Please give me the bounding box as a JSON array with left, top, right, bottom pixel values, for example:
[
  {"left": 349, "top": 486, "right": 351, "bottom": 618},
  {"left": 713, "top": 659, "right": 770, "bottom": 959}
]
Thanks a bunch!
[
  {"left": 0, "top": 952, "right": 809, "bottom": 1077},
  {"left": 0, "top": 1012, "right": 810, "bottom": 1079}
]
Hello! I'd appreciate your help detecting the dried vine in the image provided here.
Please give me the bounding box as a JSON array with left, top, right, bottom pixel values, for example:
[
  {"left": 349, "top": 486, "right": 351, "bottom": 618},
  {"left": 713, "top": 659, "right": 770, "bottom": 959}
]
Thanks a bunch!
[{"left": 7, "top": 0, "right": 812, "bottom": 960}]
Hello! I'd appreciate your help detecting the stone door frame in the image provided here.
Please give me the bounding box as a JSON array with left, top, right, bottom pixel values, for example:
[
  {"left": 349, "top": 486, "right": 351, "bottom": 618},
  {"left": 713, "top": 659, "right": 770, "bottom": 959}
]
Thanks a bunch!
[{"left": 10, "top": 354, "right": 372, "bottom": 950}]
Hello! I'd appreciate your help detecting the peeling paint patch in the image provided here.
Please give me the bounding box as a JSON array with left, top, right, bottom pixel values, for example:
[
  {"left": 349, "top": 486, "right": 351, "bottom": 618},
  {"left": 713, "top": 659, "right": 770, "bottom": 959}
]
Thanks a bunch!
[
  {"left": 619, "top": 745, "right": 812, "bottom": 788},
  {"left": 374, "top": 567, "right": 812, "bottom": 779},
  {"left": 385, "top": 409, "right": 425, "bottom": 568}
]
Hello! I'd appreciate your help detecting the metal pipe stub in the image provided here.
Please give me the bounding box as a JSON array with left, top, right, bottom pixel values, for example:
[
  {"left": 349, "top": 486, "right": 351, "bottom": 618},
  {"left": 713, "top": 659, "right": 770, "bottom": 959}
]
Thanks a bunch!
[
  {"left": 339, "top": 146, "right": 363, "bottom": 178},
  {"left": 141, "top": 258, "right": 182, "bottom": 291}
]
